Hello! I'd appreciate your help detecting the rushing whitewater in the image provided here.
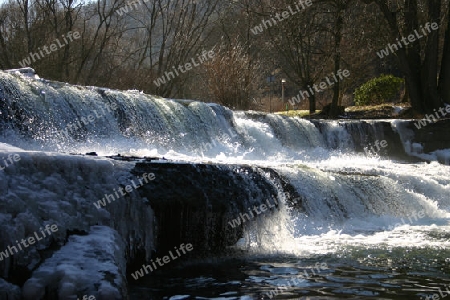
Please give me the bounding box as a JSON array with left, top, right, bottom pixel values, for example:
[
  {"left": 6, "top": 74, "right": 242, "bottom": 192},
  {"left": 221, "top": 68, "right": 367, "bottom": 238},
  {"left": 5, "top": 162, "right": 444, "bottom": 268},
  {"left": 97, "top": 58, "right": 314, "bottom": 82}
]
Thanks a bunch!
[{"left": 1, "top": 69, "right": 450, "bottom": 299}]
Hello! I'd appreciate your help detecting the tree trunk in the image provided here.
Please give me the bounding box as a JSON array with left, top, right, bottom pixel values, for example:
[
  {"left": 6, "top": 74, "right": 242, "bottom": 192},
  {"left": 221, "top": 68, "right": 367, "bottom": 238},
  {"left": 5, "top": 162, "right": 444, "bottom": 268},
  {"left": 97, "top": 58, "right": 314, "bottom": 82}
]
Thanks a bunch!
[
  {"left": 439, "top": 6, "right": 450, "bottom": 105},
  {"left": 309, "top": 93, "right": 316, "bottom": 114},
  {"left": 330, "top": 9, "right": 343, "bottom": 117},
  {"left": 396, "top": 48, "right": 424, "bottom": 111},
  {"left": 374, "top": 0, "right": 446, "bottom": 114},
  {"left": 420, "top": 0, "right": 442, "bottom": 112}
]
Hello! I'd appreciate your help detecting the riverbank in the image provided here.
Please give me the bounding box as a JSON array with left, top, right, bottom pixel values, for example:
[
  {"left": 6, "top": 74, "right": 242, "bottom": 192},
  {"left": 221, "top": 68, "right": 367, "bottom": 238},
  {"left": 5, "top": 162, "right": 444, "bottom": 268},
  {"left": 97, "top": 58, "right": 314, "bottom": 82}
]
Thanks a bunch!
[{"left": 277, "top": 103, "right": 417, "bottom": 119}]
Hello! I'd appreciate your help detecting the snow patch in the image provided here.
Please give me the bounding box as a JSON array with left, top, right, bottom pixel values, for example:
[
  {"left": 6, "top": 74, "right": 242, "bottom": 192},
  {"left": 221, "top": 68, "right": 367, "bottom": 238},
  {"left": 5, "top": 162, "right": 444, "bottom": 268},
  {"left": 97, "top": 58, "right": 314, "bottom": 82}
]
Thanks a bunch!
[{"left": 22, "top": 226, "right": 126, "bottom": 300}]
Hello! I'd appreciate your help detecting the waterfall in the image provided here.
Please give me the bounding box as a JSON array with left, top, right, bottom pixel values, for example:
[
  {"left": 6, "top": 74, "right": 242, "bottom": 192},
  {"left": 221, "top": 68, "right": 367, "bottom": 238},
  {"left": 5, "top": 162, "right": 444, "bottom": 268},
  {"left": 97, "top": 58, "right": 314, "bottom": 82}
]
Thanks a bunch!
[
  {"left": 0, "top": 69, "right": 423, "bottom": 161},
  {"left": 1, "top": 69, "right": 450, "bottom": 299}
]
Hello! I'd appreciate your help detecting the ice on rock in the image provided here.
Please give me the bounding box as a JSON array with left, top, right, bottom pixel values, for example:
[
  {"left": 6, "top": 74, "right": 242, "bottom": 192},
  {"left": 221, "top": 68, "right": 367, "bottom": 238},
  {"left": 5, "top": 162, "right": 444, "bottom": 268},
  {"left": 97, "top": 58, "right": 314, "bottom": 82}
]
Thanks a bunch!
[
  {"left": 0, "top": 142, "right": 25, "bottom": 152},
  {"left": 0, "top": 147, "right": 156, "bottom": 298},
  {"left": 22, "top": 226, "right": 126, "bottom": 300},
  {"left": 0, "top": 278, "right": 21, "bottom": 299}
]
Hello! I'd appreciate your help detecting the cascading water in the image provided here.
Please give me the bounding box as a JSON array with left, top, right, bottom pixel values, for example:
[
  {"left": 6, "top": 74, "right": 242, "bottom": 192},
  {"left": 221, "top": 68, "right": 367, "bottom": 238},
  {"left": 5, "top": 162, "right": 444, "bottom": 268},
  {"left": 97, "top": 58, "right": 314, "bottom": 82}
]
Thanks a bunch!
[{"left": 1, "top": 69, "right": 450, "bottom": 299}]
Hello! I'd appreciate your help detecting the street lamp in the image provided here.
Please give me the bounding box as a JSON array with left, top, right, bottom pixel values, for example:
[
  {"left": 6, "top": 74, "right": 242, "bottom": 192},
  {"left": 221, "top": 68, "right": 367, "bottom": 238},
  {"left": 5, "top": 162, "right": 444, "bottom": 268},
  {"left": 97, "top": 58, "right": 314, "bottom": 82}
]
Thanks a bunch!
[
  {"left": 267, "top": 75, "right": 275, "bottom": 113},
  {"left": 281, "top": 79, "right": 286, "bottom": 111}
]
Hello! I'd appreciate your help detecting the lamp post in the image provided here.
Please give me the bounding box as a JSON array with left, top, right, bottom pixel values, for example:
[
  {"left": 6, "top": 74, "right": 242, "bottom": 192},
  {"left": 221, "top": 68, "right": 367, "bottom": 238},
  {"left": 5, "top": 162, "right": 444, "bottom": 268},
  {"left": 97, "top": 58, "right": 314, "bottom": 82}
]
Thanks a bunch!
[
  {"left": 267, "top": 75, "right": 275, "bottom": 113},
  {"left": 281, "top": 78, "right": 286, "bottom": 111}
]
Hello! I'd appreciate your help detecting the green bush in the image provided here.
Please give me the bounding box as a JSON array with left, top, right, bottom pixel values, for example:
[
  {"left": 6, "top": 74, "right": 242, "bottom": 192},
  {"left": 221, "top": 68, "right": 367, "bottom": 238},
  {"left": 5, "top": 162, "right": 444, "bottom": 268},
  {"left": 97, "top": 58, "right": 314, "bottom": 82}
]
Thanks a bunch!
[{"left": 354, "top": 74, "right": 404, "bottom": 106}]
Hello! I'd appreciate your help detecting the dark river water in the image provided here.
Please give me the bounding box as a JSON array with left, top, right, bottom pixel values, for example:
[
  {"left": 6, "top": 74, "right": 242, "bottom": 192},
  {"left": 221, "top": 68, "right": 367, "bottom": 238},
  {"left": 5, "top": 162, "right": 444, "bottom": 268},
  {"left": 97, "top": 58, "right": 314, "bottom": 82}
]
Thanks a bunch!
[{"left": 130, "top": 244, "right": 450, "bottom": 299}]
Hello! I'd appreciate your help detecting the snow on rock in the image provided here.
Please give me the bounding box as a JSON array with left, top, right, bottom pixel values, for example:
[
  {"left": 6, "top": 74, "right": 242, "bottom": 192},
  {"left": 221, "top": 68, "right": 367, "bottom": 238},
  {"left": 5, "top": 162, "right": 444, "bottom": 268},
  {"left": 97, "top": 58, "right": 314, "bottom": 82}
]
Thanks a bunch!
[
  {"left": 0, "top": 278, "right": 21, "bottom": 299},
  {"left": 0, "top": 142, "right": 25, "bottom": 152},
  {"left": 22, "top": 226, "right": 126, "bottom": 300},
  {"left": 0, "top": 146, "right": 156, "bottom": 297},
  {"left": 4, "top": 67, "right": 37, "bottom": 77}
]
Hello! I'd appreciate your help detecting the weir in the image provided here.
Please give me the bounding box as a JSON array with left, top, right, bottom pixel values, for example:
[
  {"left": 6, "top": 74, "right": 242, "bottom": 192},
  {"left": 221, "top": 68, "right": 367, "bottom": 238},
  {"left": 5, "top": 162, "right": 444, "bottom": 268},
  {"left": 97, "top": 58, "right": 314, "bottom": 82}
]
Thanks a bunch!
[
  {"left": 1, "top": 69, "right": 449, "bottom": 162},
  {"left": 0, "top": 69, "right": 449, "bottom": 298}
]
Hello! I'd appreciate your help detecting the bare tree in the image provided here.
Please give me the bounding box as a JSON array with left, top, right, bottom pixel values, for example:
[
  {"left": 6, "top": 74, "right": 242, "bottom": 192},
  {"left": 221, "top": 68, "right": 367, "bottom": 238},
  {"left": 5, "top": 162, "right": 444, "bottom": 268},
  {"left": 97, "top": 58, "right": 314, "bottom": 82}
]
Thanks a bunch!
[
  {"left": 118, "top": 0, "right": 219, "bottom": 97},
  {"left": 317, "top": 0, "right": 354, "bottom": 116},
  {"left": 0, "top": 0, "right": 447, "bottom": 116},
  {"left": 364, "top": 0, "right": 450, "bottom": 113},
  {"left": 203, "top": 39, "right": 261, "bottom": 110},
  {"left": 258, "top": 0, "right": 332, "bottom": 113}
]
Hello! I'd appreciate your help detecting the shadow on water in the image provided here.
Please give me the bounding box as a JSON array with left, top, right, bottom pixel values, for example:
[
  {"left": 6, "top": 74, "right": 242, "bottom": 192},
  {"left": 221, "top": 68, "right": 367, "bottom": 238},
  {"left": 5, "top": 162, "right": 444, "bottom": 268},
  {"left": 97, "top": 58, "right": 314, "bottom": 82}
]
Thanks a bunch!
[{"left": 129, "top": 247, "right": 450, "bottom": 300}]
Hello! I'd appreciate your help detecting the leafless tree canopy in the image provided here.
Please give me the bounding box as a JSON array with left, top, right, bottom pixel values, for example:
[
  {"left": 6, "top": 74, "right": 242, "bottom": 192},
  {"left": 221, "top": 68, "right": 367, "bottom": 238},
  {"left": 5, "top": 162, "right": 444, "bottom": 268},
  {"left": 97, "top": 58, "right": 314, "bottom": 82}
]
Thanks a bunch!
[{"left": 0, "top": 0, "right": 448, "bottom": 113}]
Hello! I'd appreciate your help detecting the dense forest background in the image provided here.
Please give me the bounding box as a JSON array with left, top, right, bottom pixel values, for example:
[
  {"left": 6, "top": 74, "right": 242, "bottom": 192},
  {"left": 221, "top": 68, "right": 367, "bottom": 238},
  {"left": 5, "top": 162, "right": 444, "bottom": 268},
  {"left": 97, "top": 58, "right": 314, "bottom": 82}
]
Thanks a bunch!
[{"left": 0, "top": 0, "right": 448, "bottom": 115}]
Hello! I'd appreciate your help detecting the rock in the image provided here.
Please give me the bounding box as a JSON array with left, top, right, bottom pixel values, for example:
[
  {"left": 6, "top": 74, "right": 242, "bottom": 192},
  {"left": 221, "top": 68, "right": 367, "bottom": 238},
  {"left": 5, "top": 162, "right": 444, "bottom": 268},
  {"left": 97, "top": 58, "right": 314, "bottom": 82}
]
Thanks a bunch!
[
  {"left": 22, "top": 226, "right": 126, "bottom": 300},
  {"left": 411, "top": 119, "right": 450, "bottom": 152},
  {"left": 0, "top": 151, "right": 283, "bottom": 297},
  {"left": 0, "top": 278, "right": 21, "bottom": 300},
  {"left": 131, "top": 162, "right": 280, "bottom": 255}
]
